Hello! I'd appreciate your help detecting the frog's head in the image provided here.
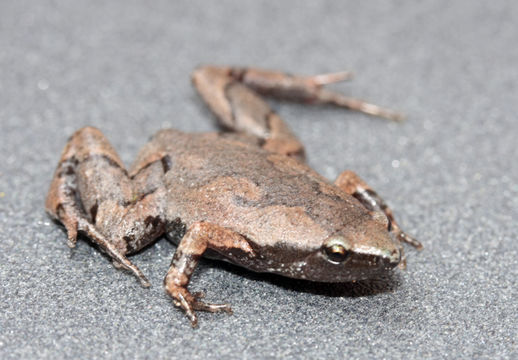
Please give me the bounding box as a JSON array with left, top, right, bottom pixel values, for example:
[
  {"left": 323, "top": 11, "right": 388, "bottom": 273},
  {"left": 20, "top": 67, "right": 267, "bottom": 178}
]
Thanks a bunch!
[
  {"left": 256, "top": 210, "right": 401, "bottom": 283},
  {"left": 302, "top": 211, "right": 401, "bottom": 282}
]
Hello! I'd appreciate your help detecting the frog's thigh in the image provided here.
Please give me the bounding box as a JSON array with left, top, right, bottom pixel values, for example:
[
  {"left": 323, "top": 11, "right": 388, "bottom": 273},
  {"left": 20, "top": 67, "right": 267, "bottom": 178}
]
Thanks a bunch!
[
  {"left": 45, "top": 126, "right": 154, "bottom": 286},
  {"left": 191, "top": 66, "right": 305, "bottom": 160},
  {"left": 335, "top": 170, "right": 422, "bottom": 249},
  {"left": 164, "top": 222, "right": 254, "bottom": 327}
]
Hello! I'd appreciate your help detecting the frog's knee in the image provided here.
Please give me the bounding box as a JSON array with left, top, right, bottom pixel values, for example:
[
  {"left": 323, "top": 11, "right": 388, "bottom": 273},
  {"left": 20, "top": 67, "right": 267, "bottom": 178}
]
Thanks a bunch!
[{"left": 71, "top": 126, "right": 103, "bottom": 139}]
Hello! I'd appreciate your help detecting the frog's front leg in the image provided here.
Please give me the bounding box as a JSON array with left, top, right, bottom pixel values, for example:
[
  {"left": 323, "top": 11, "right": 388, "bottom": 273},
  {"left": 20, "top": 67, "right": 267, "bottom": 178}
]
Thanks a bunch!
[
  {"left": 46, "top": 127, "right": 168, "bottom": 287},
  {"left": 335, "top": 170, "right": 423, "bottom": 250},
  {"left": 164, "top": 222, "right": 255, "bottom": 327}
]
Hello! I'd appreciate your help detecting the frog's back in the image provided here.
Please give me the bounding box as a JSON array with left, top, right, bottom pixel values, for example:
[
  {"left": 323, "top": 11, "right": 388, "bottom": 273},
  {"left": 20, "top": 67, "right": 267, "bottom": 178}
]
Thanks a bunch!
[{"left": 136, "top": 129, "right": 368, "bottom": 248}]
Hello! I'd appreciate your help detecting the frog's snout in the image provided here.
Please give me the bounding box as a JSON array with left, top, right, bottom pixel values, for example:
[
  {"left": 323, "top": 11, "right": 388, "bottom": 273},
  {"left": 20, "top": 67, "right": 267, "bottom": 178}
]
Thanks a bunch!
[
  {"left": 357, "top": 237, "right": 402, "bottom": 271},
  {"left": 378, "top": 247, "right": 401, "bottom": 269}
]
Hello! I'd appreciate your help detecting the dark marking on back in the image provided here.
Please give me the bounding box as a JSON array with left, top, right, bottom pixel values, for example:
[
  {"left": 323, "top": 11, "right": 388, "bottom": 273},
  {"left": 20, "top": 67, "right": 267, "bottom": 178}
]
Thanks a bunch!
[
  {"left": 161, "top": 155, "right": 172, "bottom": 174},
  {"left": 130, "top": 155, "right": 172, "bottom": 179},
  {"left": 90, "top": 202, "right": 98, "bottom": 224},
  {"left": 141, "top": 187, "right": 158, "bottom": 199},
  {"left": 312, "top": 181, "right": 343, "bottom": 203},
  {"left": 130, "top": 161, "right": 155, "bottom": 179},
  {"left": 56, "top": 157, "right": 79, "bottom": 178},
  {"left": 311, "top": 181, "right": 323, "bottom": 196}
]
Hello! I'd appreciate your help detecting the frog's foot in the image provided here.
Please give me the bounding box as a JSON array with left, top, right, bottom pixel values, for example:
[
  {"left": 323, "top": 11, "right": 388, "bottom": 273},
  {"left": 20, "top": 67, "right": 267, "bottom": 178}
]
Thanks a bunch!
[
  {"left": 166, "top": 285, "right": 232, "bottom": 327},
  {"left": 57, "top": 209, "right": 79, "bottom": 249},
  {"left": 307, "top": 70, "right": 354, "bottom": 85},
  {"left": 335, "top": 170, "right": 423, "bottom": 250},
  {"left": 315, "top": 89, "right": 405, "bottom": 122},
  {"left": 66, "top": 205, "right": 151, "bottom": 287},
  {"left": 55, "top": 204, "right": 151, "bottom": 287},
  {"left": 396, "top": 230, "right": 423, "bottom": 250},
  {"left": 289, "top": 69, "right": 405, "bottom": 122},
  {"left": 397, "top": 255, "right": 408, "bottom": 270}
]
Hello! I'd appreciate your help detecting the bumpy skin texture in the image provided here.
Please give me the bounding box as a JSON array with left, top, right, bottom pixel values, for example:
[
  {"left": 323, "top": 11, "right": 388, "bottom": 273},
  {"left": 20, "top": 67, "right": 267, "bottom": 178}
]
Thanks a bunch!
[{"left": 46, "top": 66, "right": 420, "bottom": 326}]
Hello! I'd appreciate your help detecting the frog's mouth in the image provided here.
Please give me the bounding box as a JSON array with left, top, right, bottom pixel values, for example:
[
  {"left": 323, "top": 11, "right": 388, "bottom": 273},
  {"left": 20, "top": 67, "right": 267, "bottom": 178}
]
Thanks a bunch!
[
  {"left": 346, "top": 251, "right": 400, "bottom": 271},
  {"left": 247, "top": 247, "right": 400, "bottom": 283},
  {"left": 294, "top": 255, "right": 398, "bottom": 283}
]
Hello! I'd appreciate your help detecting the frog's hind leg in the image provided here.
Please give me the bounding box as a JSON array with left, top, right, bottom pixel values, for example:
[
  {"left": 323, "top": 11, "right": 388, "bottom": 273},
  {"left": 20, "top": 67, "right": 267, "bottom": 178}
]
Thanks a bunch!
[
  {"left": 45, "top": 127, "right": 167, "bottom": 287},
  {"left": 192, "top": 66, "right": 404, "bottom": 161},
  {"left": 334, "top": 170, "right": 422, "bottom": 251},
  {"left": 192, "top": 66, "right": 306, "bottom": 160},
  {"left": 230, "top": 66, "right": 404, "bottom": 121}
]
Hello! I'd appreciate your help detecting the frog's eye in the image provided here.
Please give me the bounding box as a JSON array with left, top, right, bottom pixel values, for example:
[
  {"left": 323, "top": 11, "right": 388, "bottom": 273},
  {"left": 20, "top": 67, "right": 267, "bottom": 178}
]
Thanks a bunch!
[
  {"left": 324, "top": 244, "right": 350, "bottom": 263},
  {"left": 323, "top": 236, "right": 352, "bottom": 264}
]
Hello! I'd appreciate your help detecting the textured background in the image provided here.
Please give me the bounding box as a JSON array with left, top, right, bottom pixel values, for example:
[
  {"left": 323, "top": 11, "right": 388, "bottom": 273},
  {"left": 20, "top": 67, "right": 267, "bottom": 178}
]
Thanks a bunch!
[{"left": 1, "top": 1, "right": 517, "bottom": 359}]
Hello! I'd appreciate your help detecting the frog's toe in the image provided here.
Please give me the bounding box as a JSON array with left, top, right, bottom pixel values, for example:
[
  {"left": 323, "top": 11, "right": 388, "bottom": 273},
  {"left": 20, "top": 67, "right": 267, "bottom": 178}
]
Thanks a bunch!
[
  {"left": 398, "top": 257, "right": 407, "bottom": 270},
  {"left": 397, "top": 231, "right": 423, "bottom": 250},
  {"left": 168, "top": 286, "right": 200, "bottom": 326},
  {"left": 192, "top": 289, "right": 232, "bottom": 313},
  {"left": 61, "top": 218, "right": 78, "bottom": 248},
  {"left": 192, "top": 299, "right": 233, "bottom": 314},
  {"left": 66, "top": 234, "right": 77, "bottom": 248},
  {"left": 175, "top": 292, "right": 199, "bottom": 327}
]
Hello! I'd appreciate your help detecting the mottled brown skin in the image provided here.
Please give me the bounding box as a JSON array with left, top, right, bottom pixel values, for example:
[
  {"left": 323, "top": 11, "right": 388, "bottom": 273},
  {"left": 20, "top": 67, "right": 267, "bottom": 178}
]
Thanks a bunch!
[{"left": 46, "top": 66, "right": 421, "bottom": 326}]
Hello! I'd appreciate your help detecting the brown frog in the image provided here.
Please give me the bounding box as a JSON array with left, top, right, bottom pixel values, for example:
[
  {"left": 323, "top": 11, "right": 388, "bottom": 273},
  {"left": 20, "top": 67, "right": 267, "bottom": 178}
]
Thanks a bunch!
[{"left": 46, "top": 66, "right": 422, "bottom": 326}]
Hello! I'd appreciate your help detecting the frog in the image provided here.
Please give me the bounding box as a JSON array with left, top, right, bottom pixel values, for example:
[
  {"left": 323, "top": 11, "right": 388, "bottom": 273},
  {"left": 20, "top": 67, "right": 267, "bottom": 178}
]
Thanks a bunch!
[{"left": 45, "top": 66, "right": 422, "bottom": 327}]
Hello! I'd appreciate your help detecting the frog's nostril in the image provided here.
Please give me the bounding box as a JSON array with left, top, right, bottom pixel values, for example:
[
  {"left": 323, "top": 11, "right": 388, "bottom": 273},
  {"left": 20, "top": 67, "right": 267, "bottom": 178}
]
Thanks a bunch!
[
  {"left": 374, "top": 248, "right": 401, "bottom": 269},
  {"left": 386, "top": 248, "right": 401, "bottom": 267}
]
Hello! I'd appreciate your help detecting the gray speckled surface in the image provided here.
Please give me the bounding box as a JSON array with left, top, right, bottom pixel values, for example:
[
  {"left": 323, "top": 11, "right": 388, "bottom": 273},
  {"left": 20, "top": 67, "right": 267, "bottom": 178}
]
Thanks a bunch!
[{"left": 1, "top": 1, "right": 517, "bottom": 359}]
